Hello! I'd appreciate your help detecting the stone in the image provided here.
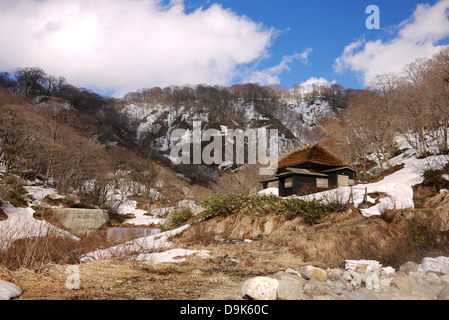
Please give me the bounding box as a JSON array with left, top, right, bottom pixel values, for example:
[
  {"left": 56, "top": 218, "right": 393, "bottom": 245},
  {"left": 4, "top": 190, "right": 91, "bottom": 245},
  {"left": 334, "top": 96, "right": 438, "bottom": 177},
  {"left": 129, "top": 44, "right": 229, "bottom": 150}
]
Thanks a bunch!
[
  {"left": 424, "top": 272, "right": 441, "bottom": 286},
  {"left": 350, "top": 274, "right": 362, "bottom": 289},
  {"left": 225, "top": 258, "right": 240, "bottom": 267},
  {"left": 441, "top": 275, "right": 449, "bottom": 286},
  {"left": 55, "top": 208, "right": 110, "bottom": 238},
  {"left": 275, "top": 271, "right": 304, "bottom": 284},
  {"left": 379, "top": 277, "right": 393, "bottom": 287},
  {"left": 398, "top": 261, "right": 419, "bottom": 276},
  {"left": 327, "top": 269, "right": 343, "bottom": 281},
  {"left": 242, "top": 277, "right": 278, "bottom": 300},
  {"left": 364, "top": 273, "right": 380, "bottom": 291},
  {"left": 437, "top": 287, "right": 449, "bottom": 300},
  {"left": 341, "top": 271, "right": 353, "bottom": 282},
  {"left": 285, "top": 268, "right": 301, "bottom": 276},
  {"left": 331, "top": 280, "right": 348, "bottom": 296},
  {"left": 295, "top": 266, "right": 311, "bottom": 280},
  {"left": 303, "top": 282, "right": 329, "bottom": 298},
  {"left": 277, "top": 276, "right": 304, "bottom": 300},
  {"left": 390, "top": 276, "right": 417, "bottom": 293},
  {"left": 309, "top": 267, "right": 327, "bottom": 282}
]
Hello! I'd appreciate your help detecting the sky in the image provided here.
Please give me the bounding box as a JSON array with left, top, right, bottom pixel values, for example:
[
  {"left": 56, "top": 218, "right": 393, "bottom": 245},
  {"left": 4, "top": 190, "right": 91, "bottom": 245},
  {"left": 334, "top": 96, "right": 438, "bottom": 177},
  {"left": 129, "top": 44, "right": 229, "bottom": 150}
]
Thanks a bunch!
[{"left": 0, "top": 0, "right": 449, "bottom": 97}]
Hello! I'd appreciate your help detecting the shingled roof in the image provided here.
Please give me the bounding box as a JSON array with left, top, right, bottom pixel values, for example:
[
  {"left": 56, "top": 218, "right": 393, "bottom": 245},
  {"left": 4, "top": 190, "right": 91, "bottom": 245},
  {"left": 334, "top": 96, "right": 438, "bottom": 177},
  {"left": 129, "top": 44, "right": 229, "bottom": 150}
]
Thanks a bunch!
[{"left": 277, "top": 143, "right": 349, "bottom": 170}]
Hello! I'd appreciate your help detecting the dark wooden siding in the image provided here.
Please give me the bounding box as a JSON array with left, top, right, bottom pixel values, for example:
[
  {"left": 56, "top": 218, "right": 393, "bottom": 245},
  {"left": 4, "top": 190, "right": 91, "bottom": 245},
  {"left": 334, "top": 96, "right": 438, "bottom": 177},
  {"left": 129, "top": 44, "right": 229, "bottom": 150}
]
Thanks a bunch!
[{"left": 328, "top": 169, "right": 356, "bottom": 188}]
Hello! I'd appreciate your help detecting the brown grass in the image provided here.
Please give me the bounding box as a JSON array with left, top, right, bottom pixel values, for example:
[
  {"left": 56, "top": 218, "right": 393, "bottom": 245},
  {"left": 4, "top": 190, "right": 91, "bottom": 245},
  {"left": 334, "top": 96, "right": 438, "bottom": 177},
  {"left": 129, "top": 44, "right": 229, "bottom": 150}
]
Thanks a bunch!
[{"left": 2, "top": 199, "right": 449, "bottom": 300}]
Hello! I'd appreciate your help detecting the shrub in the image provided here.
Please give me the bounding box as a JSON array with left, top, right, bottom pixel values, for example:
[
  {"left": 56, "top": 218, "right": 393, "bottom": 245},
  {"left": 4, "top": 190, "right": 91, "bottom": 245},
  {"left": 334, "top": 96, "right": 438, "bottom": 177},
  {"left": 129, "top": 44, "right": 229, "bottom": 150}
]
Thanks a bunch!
[
  {"left": 200, "top": 193, "right": 335, "bottom": 225},
  {"left": 107, "top": 209, "right": 127, "bottom": 225},
  {"left": 170, "top": 207, "right": 194, "bottom": 228}
]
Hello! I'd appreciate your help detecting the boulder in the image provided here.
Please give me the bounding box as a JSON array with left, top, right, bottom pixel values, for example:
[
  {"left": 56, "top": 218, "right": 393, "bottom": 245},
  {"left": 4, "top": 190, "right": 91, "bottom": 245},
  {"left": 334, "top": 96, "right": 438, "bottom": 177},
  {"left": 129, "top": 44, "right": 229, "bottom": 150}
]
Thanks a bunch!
[
  {"left": 54, "top": 208, "right": 110, "bottom": 238},
  {"left": 310, "top": 268, "right": 327, "bottom": 282},
  {"left": 242, "top": 277, "right": 278, "bottom": 300},
  {"left": 437, "top": 287, "right": 449, "bottom": 300},
  {"left": 327, "top": 269, "right": 343, "bottom": 281},
  {"left": 424, "top": 272, "right": 441, "bottom": 286},
  {"left": 276, "top": 273, "right": 304, "bottom": 300},
  {"left": 390, "top": 276, "right": 417, "bottom": 293},
  {"left": 296, "top": 266, "right": 327, "bottom": 282},
  {"left": 398, "top": 261, "right": 419, "bottom": 276}
]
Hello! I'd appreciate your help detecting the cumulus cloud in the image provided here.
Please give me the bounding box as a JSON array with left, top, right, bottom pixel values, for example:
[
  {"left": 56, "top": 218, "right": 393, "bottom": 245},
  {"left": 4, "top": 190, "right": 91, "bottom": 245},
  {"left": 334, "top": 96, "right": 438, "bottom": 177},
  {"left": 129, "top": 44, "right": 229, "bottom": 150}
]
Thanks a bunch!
[
  {"left": 334, "top": 0, "right": 449, "bottom": 87},
  {"left": 0, "top": 0, "right": 275, "bottom": 96},
  {"left": 300, "top": 76, "right": 335, "bottom": 87},
  {"left": 243, "top": 48, "right": 312, "bottom": 85}
]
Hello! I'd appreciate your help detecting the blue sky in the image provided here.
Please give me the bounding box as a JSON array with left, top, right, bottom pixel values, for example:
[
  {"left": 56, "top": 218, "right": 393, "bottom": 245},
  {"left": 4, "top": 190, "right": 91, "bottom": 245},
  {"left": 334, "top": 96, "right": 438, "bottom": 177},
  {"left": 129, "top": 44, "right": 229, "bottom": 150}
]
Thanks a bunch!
[
  {"left": 205, "top": 0, "right": 447, "bottom": 89},
  {"left": 0, "top": 0, "right": 448, "bottom": 95}
]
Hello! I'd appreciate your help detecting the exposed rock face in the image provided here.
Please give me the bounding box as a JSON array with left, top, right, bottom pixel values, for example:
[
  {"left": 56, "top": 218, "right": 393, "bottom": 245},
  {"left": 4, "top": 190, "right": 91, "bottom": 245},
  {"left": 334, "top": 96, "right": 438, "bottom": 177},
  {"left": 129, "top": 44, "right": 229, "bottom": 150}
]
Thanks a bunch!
[{"left": 54, "top": 208, "right": 110, "bottom": 238}]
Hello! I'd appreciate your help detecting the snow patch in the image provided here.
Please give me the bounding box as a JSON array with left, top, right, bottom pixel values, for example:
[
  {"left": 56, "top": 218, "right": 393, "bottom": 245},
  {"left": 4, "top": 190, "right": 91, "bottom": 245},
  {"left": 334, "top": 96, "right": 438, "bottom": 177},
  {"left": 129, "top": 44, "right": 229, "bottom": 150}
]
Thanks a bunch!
[{"left": 0, "top": 280, "right": 22, "bottom": 300}]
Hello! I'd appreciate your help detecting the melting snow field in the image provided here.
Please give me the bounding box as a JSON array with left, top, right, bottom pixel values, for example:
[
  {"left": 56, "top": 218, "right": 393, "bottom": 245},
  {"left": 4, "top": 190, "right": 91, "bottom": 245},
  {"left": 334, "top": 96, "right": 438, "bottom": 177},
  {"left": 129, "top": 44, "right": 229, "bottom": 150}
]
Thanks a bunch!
[{"left": 297, "top": 138, "right": 449, "bottom": 218}]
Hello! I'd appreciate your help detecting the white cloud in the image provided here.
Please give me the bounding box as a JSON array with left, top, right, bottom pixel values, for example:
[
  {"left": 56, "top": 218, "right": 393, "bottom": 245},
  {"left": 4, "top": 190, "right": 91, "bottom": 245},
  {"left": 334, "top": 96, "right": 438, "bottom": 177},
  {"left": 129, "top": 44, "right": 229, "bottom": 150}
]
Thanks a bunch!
[
  {"left": 0, "top": 0, "right": 275, "bottom": 96},
  {"left": 300, "top": 76, "right": 335, "bottom": 87},
  {"left": 243, "top": 48, "right": 312, "bottom": 85},
  {"left": 334, "top": 0, "right": 449, "bottom": 87}
]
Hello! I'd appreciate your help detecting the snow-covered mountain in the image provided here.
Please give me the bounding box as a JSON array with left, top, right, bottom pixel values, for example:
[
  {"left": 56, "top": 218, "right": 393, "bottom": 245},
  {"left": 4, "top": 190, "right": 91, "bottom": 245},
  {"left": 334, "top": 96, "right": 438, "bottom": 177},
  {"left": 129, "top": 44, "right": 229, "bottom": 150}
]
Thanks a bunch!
[{"left": 112, "top": 80, "right": 351, "bottom": 167}]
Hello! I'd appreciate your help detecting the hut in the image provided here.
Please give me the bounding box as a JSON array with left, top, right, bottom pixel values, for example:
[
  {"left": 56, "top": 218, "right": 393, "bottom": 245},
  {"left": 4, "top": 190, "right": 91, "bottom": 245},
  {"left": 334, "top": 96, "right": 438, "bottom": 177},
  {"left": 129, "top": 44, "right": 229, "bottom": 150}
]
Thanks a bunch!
[{"left": 260, "top": 144, "right": 356, "bottom": 197}]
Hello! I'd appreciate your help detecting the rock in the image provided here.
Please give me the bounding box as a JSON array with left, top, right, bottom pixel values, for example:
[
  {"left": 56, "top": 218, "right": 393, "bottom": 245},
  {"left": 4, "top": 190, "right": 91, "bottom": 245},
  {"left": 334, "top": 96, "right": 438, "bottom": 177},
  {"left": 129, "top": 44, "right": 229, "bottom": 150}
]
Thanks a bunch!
[
  {"left": 330, "top": 280, "right": 348, "bottom": 296},
  {"left": 295, "top": 266, "right": 312, "bottom": 280},
  {"left": 390, "top": 276, "right": 417, "bottom": 293},
  {"left": 424, "top": 272, "right": 441, "bottom": 286},
  {"left": 398, "top": 261, "right": 419, "bottom": 276},
  {"left": 310, "top": 268, "right": 327, "bottom": 282},
  {"left": 275, "top": 271, "right": 304, "bottom": 283},
  {"left": 0, "top": 280, "right": 22, "bottom": 300},
  {"left": 379, "top": 277, "right": 393, "bottom": 287},
  {"left": 327, "top": 269, "right": 343, "bottom": 281},
  {"left": 295, "top": 266, "right": 327, "bottom": 281},
  {"left": 225, "top": 258, "right": 240, "bottom": 267},
  {"left": 284, "top": 268, "right": 301, "bottom": 276},
  {"left": 276, "top": 274, "right": 304, "bottom": 300},
  {"left": 341, "top": 271, "right": 353, "bottom": 282},
  {"left": 437, "top": 287, "right": 449, "bottom": 300},
  {"left": 55, "top": 208, "right": 110, "bottom": 238},
  {"left": 350, "top": 273, "right": 362, "bottom": 289},
  {"left": 303, "top": 282, "right": 329, "bottom": 298},
  {"left": 242, "top": 277, "right": 279, "bottom": 300},
  {"left": 441, "top": 275, "right": 449, "bottom": 286}
]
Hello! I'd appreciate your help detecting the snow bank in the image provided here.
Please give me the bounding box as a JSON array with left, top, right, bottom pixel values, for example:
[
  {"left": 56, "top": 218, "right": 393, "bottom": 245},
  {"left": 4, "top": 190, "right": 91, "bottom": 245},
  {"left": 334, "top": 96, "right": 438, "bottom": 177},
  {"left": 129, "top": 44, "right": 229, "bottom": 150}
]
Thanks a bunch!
[
  {"left": 345, "top": 259, "right": 396, "bottom": 275},
  {"left": 300, "top": 153, "right": 449, "bottom": 218},
  {"left": 0, "top": 280, "right": 22, "bottom": 300},
  {"left": 418, "top": 256, "right": 449, "bottom": 274},
  {"left": 136, "top": 248, "right": 211, "bottom": 264},
  {"left": 0, "top": 202, "right": 78, "bottom": 250},
  {"left": 80, "top": 224, "right": 191, "bottom": 263},
  {"left": 258, "top": 188, "right": 279, "bottom": 196},
  {"left": 23, "top": 186, "right": 63, "bottom": 201}
]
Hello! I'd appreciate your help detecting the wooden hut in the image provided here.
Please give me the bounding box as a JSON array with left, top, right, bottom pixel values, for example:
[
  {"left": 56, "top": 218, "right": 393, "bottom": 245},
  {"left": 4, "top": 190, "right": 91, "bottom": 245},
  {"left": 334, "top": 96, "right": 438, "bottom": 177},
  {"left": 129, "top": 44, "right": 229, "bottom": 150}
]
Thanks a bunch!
[{"left": 260, "top": 144, "right": 356, "bottom": 197}]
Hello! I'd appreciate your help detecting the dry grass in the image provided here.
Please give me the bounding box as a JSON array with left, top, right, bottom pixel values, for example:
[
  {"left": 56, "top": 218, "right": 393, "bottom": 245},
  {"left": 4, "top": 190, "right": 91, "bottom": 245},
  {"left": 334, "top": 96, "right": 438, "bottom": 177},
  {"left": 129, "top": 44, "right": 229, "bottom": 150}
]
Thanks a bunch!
[{"left": 2, "top": 198, "right": 449, "bottom": 300}]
